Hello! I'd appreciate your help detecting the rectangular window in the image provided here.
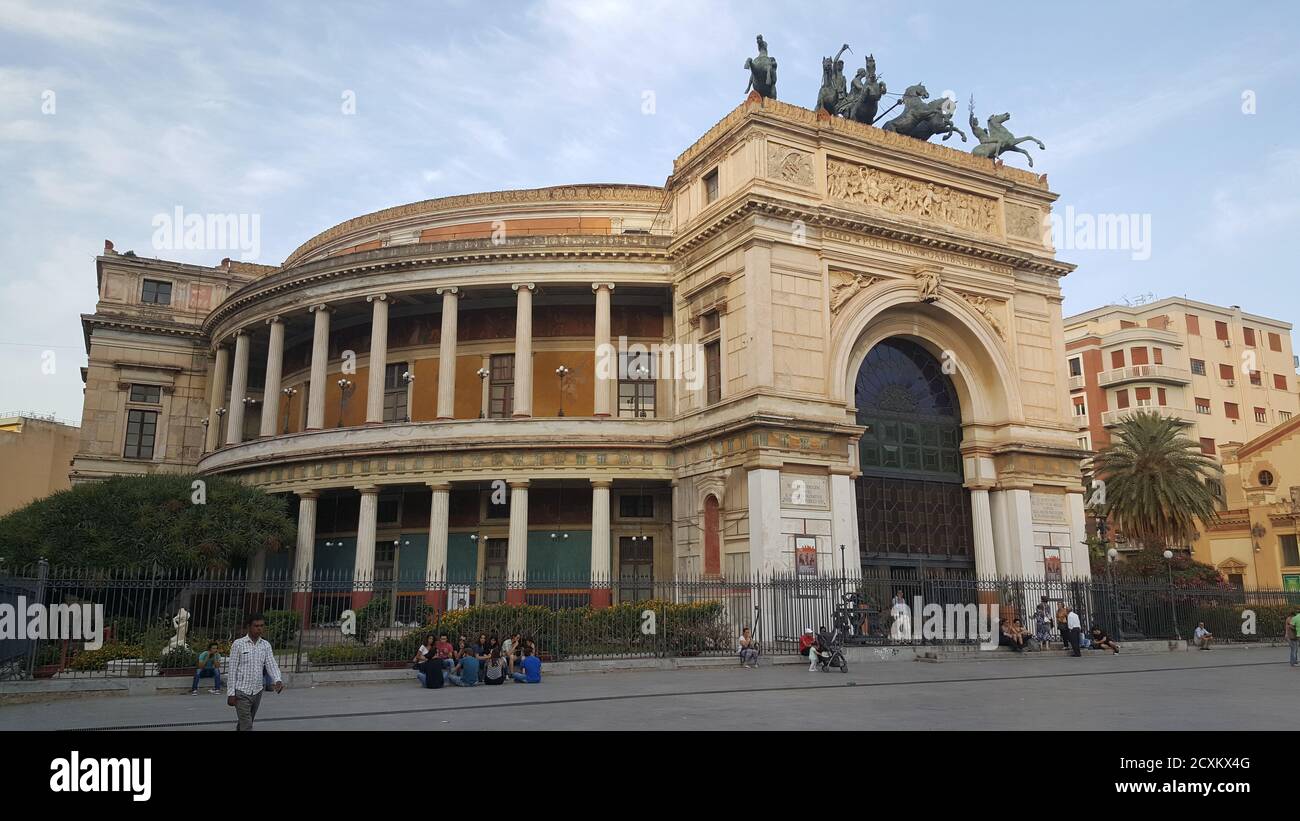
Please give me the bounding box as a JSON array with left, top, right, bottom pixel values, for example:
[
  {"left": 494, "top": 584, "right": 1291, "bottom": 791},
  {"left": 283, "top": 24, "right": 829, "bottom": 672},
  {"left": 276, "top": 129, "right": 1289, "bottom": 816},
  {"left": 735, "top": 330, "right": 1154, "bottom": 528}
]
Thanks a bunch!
[
  {"left": 1244, "top": 327, "right": 1256, "bottom": 347},
  {"left": 1147, "top": 316, "right": 1169, "bottom": 330},
  {"left": 1275, "top": 373, "right": 1289, "bottom": 391},
  {"left": 1224, "top": 402, "right": 1239, "bottom": 419},
  {"left": 1200, "top": 437, "right": 1216, "bottom": 455},
  {"left": 1219, "top": 363, "right": 1235, "bottom": 381},
  {"left": 1282, "top": 411, "right": 1293, "bottom": 422},
  {"left": 1268, "top": 332, "right": 1283, "bottom": 352},
  {"left": 700, "top": 311, "right": 720, "bottom": 335},
  {"left": 128, "top": 384, "right": 162, "bottom": 404},
  {"left": 140, "top": 279, "right": 172, "bottom": 305},
  {"left": 1119, "top": 320, "right": 1137, "bottom": 329},
  {"left": 1072, "top": 398, "right": 1087, "bottom": 416},
  {"left": 1135, "top": 386, "right": 1152, "bottom": 403},
  {"left": 383, "top": 362, "right": 409, "bottom": 422},
  {"left": 483, "top": 539, "right": 509, "bottom": 603},
  {"left": 703, "top": 168, "right": 719, "bottom": 204},
  {"left": 1195, "top": 397, "right": 1211, "bottom": 414},
  {"left": 1115, "top": 389, "right": 1129, "bottom": 409},
  {"left": 1281, "top": 534, "right": 1300, "bottom": 568},
  {"left": 617, "top": 352, "right": 656, "bottom": 418},
  {"left": 1130, "top": 347, "right": 1149, "bottom": 366},
  {"left": 489, "top": 354, "right": 515, "bottom": 418},
  {"left": 1077, "top": 434, "right": 1091, "bottom": 450},
  {"left": 1153, "top": 347, "right": 1163, "bottom": 365},
  {"left": 1190, "top": 359, "right": 1206, "bottom": 376},
  {"left": 1157, "top": 387, "right": 1167, "bottom": 405},
  {"left": 1110, "top": 350, "right": 1125, "bottom": 369},
  {"left": 1186, "top": 314, "right": 1200, "bottom": 335},
  {"left": 1215, "top": 320, "right": 1229, "bottom": 341},
  {"left": 1254, "top": 407, "right": 1268, "bottom": 423},
  {"left": 705, "top": 341, "right": 721, "bottom": 405},
  {"left": 1068, "top": 358, "right": 1082, "bottom": 377},
  {"left": 123, "top": 409, "right": 159, "bottom": 459},
  {"left": 618, "top": 494, "right": 655, "bottom": 519},
  {"left": 1249, "top": 370, "right": 1262, "bottom": 386}
]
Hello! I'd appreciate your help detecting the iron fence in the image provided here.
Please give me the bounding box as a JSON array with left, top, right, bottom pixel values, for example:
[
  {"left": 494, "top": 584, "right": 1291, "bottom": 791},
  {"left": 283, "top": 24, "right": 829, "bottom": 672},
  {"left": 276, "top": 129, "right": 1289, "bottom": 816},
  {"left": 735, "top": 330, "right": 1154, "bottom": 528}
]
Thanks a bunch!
[{"left": 1, "top": 562, "right": 1296, "bottom": 681}]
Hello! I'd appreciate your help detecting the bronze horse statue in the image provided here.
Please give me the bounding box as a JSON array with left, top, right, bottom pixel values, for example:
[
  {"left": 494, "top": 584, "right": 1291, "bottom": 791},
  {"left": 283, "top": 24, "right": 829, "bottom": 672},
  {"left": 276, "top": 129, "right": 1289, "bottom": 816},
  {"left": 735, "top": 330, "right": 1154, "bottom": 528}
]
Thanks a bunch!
[
  {"left": 836, "top": 53, "right": 886, "bottom": 124},
  {"left": 815, "top": 44, "right": 851, "bottom": 114},
  {"left": 882, "top": 83, "right": 967, "bottom": 142},
  {"left": 744, "top": 34, "right": 777, "bottom": 99},
  {"left": 969, "top": 99, "right": 1045, "bottom": 166}
]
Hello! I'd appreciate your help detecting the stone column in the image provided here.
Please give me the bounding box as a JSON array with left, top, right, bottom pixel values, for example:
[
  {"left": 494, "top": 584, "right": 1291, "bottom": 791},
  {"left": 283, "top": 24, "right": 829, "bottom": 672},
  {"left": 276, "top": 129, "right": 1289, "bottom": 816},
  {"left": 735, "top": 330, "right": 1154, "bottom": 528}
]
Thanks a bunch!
[
  {"left": 353, "top": 485, "right": 380, "bottom": 608},
  {"left": 259, "top": 316, "right": 285, "bottom": 437},
  {"left": 969, "top": 487, "right": 998, "bottom": 579},
  {"left": 1067, "top": 490, "right": 1092, "bottom": 579},
  {"left": 830, "top": 469, "right": 860, "bottom": 577},
  {"left": 225, "top": 331, "right": 251, "bottom": 445},
  {"left": 426, "top": 482, "right": 451, "bottom": 609},
  {"left": 436, "top": 287, "right": 459, "bottom": 419},
  {"left": 247, "top": 548, "right": 267, "bottom": 596},
  {"left": 743, "top": 241, "right": 775, "bottom": 388},
  {"left": 593, "top": 283, "right": 614, "bottom": 418},
  {"left": 365, "top": 294, "right": 389, "bottom": 423},
  {"left": 306, "top": 304, "right": 331, "bottom": 430},
  {"left": 205, "top": 345, "right": 229, "bottom": 452},
  {"left": 590, "top": 479, "right": 612, "bottom": 606},
  {"left": 746, "top": 464, "right": 782, "bottom": 575},
  {"left": 990, "top": 489, "right": 1014, "bottom": 578},
  {"left": 292, "top": 490, "right": 318, "bottom": 621},
  {"left": 506, "top": 480, "right": 530, "bottom": 602},
  {"left": 1003, "top": 487, "right": 1034, "bottom": 577},
  {"left": 512, "top": 283, "right": 534, "bottom": 417}
]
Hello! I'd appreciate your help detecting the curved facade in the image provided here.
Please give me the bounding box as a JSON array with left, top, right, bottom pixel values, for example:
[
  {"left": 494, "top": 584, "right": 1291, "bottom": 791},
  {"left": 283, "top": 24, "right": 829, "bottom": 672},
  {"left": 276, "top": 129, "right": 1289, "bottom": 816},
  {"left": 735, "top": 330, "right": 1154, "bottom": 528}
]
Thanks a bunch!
[{"left": 74, "top": 98, "right": 1091, "bottom": 607}]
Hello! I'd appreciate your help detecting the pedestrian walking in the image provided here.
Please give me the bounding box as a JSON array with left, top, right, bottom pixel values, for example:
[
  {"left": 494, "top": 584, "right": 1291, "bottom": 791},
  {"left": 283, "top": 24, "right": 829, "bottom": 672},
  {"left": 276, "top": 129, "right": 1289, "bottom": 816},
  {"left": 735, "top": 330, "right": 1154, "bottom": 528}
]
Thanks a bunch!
[
  {"left": 1065, "top": 605, "right": 1082, "bottom": 657},
  {"left": 226, "top": 612, "right": 283, "bottom": 730},
  {"left": 1288, "top": 609, "right": 1299, "bottom": 667}
]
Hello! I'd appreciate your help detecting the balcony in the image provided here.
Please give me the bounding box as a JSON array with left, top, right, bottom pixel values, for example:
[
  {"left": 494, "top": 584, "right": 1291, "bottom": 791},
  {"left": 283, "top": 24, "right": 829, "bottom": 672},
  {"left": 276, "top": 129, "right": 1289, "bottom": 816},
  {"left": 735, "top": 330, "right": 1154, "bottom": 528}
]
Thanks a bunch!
[
  {"left": 1068, "top": 375, "right": 1086, "bottom": 390},
  {"left": 1097, "top": 364, "right": 1191, "bottom": 387},
  {"left": 1101, "top": 405, "right": 1196, "bottom": 428}
]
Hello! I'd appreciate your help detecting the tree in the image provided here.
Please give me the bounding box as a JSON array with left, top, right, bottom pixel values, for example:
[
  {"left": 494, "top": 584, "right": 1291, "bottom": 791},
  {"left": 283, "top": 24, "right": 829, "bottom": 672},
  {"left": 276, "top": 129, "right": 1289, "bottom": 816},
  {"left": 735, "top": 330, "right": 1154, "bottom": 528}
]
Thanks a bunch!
[
  {"left": 1088, "top": 411, "right": 1222, "bottom": 551},
  {"left": 0, "top": 474, "right": 295, "bottom": 569},
  {"left": 1089, "top": 546, "right": 1228, "bottom": 588}
]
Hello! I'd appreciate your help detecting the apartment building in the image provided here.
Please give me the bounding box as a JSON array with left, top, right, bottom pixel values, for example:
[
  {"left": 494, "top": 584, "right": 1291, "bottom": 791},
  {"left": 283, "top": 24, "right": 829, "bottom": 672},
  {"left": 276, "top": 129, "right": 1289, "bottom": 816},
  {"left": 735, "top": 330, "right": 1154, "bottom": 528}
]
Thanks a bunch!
[{"left": 1064, "top": 298, "right": 1300, "bottom": 456}]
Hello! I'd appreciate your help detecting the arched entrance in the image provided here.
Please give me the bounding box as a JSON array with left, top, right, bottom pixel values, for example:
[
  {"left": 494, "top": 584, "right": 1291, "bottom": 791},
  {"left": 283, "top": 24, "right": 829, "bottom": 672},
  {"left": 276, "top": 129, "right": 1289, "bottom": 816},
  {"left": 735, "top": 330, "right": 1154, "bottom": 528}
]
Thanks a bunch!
[{"left": 854, "top": 337, "right": 974, "bottom": 575}]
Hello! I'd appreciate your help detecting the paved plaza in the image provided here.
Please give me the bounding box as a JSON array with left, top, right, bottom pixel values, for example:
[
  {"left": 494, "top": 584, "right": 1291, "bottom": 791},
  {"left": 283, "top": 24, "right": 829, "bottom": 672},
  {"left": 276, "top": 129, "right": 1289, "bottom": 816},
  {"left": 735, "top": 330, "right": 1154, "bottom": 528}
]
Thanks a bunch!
[{"left": 2, "top": 647, "right": 1296, "bottom": 731}]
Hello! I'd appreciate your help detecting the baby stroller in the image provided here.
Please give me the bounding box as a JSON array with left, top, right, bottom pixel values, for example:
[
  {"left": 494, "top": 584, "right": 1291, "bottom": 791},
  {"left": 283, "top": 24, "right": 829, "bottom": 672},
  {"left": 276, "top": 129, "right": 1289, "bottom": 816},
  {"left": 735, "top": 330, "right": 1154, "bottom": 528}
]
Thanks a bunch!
[{"left": 811, "top": 628, "right": 849, "bottom": 674}]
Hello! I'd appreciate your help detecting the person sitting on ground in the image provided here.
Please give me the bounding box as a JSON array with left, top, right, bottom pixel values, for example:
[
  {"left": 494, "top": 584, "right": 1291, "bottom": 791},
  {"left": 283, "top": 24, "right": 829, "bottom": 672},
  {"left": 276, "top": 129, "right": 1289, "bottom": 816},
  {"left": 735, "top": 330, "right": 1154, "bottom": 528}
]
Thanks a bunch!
[
  {"left": 483, "top": 647, "right": 508, "bottom": 685},
  {"left": 434, "top": 633, "right": 455, "bottom": 672},
  {"left": 1193, "top": 622, "right": 1214, "bottom": 650},
  {"left": 998, "top": 619, "right": 1024, "bottom": 652},
  {"left": 1089, "top": 625, "right": 1120, "bottom": 654},
  {"left": 1011, "top": 618, "right": 1036, "bottom": 650},
  {"left": 190, "top": 641, "right": 224, "bottom": 695},
  {"left": 501, "top": 632, "right": 518, "bottom": 674},
  {"left": 737, "top": 625, "right": 760, "bottom": 669},
  {"left": 511, "top": 646, "right": 542, "bottom": 683},
  {"left": 413, "top": 633, "right": 435, "bottom": 685},
  {"left": 810, "top": 626, "right": 835, "bottom": 670},
  {"left": 449, "top": 646, "right": 481, "bottom": 687}
]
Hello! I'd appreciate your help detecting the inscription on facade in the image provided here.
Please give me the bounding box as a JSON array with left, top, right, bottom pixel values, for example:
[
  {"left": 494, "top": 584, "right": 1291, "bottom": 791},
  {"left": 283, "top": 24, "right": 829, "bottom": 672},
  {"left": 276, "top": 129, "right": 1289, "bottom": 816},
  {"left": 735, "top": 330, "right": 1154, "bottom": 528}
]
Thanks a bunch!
[
  {"left": 780, "top": 474, "right": 830, "bottom": 508},
  {"left": 1031, "top": 492, "right": 1067, "bottom": 524}
]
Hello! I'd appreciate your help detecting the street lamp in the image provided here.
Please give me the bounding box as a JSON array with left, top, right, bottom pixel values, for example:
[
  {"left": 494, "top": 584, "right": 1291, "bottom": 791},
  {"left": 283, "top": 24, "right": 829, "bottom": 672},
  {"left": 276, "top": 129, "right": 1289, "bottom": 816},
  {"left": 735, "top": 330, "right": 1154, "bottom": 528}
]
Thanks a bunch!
[
  {"left": 401, "top": 371, "right": 414, "bottom": 422},
  {"left": 1106, "top": 546, "right": 1122, "bottom": 641},
  {"left": 555, "top": 365, "right": 570, "bottom": 417},
  {"left": 1163, "top": 548, "right": 1181, "bottom": 640},
  {"left": 476, "top": 367, "right": 490, "bottom": 418},
  {"left": 336, "top": 378, "right": 354, "bottom": 427},
  {"left": 281, "top": 387, "right": 298, "bottom": 433}
]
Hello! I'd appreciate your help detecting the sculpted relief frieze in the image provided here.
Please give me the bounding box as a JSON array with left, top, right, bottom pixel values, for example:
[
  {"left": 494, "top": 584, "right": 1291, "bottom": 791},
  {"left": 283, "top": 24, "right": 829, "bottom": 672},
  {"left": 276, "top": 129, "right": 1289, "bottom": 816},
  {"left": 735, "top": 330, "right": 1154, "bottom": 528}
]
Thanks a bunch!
[
  {"left": 1005, "top": 202, "right": 1045, "bottom": 243},
  {"left": 829, "top": 269, "right": 879, "bottom": 313},
  {"left": 767, "top": 143, "right": 814, "bottom": 187},
  {"left": 826, "top": 158, "right": 998, "bottom": 235}
]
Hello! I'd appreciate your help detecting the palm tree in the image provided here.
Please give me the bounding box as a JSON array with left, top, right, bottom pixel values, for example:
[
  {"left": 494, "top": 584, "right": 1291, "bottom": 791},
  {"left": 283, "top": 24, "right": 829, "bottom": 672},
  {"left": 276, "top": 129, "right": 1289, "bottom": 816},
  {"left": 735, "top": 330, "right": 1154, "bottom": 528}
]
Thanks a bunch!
[{"left": 1089, "top": 411, "right": 1222, "bottom": 550}]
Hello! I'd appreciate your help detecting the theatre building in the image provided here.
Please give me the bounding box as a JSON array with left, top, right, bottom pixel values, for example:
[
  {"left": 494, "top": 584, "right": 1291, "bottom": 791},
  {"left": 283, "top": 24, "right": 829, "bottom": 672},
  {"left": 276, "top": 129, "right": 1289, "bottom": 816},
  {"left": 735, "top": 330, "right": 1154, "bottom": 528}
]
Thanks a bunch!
[{"left": 72, "top": 97, "right": 1090, "bottom": 607}]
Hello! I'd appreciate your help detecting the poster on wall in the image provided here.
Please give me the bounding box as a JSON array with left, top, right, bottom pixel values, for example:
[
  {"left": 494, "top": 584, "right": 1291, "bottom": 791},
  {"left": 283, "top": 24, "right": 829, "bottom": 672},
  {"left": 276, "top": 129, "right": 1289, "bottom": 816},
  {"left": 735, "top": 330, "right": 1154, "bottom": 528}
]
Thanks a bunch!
[
  {"left": 1284, "top": 575, "right": 1300, "bottom": 593},
  {"left": 795, "top": 536, "right": 818, "bottom": 576}
]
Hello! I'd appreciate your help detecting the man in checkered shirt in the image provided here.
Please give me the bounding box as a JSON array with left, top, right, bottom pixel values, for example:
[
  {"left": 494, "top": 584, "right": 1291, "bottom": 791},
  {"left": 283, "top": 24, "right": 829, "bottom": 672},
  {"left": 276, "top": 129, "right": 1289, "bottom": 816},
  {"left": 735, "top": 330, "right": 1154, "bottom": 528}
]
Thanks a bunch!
[{"left": 226, "top": 612, "right": 284, "bottom": 730}]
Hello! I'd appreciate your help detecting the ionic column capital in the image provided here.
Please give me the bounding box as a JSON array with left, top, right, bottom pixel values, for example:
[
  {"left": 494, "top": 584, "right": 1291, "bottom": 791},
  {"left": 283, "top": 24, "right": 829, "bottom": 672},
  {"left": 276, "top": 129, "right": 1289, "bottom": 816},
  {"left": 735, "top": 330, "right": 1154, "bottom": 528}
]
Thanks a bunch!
[
  {"left": 426, "top": 481, "right": 452, "bottom": 492},
  {"left": 507, "top": 479, "right": 530, "bottom": 490},
  {"left": 354, "top": 484, "right": 381, "bottom": 495},
  {"left": 592, "top": 282, "right": 616, "bottom": 293},
  {"left": 366, "top": 293, "right": 389, "bottom": 304},
  {"left": 512, "top": 282, "right": 536, "bottom": 292},
  {"left": 230, "top": 328, "right": 250, "bottom": 342},
  {"left": 436, "top": 286, "right": 459, "bottom": 296},
  {"left": 265, "top": 315, "right": 283, "bottom": 326},
  {"left": 296, "top": 489, "right": 320, "bottom": 500},
  {"left": 589, "top": 478, "right": 613, "bottom": 489},
  {"left": 308, "top": 303, "right": 333, "bottom": 314}
]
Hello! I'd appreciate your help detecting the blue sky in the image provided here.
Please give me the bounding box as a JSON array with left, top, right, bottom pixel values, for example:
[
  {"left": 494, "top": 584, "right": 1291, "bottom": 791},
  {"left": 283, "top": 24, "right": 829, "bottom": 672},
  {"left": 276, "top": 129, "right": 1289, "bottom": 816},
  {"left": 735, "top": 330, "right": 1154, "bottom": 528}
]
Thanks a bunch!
[{"left": 2, "top": 0, "right": 1298, "bottom": 421}]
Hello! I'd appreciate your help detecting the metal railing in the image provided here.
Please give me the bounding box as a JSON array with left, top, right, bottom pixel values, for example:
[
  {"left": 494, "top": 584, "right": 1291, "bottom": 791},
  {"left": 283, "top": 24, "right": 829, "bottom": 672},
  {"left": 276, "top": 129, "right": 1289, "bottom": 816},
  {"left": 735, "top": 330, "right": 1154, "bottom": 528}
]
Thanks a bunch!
[{"left": 2, "top": 563, "right": 1296, "bottom": 680}]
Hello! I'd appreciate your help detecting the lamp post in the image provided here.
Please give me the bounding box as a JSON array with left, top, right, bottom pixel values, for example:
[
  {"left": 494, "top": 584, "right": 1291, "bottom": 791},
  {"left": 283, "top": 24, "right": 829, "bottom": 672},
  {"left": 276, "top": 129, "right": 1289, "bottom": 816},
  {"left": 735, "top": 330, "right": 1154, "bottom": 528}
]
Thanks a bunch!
[
  {"left": 631, "top": 362, "right": 650, "bottom": 417},
  {"left": 401, "top": 371, "right": 415, "bottom": 422},
  {"left": 336, "top": 378, "right": 354, "bottom": 427},
  {"left": 1249, "top": 522, "right": 1265, "bottom": 593},
  {"left": 281, "top": 387, "right": 298, "bottom": 433},
  {"left": 1106, "top": 547, "right": 1122, "bottom": 641},
  {"left": 555, "top": 365, "right": 570, "bottom": 417},
  {"left": 476, "top": 367, "right": 490, "bottom": 418},
  {"left": 1163, "top": 548, "right": 1181, "bottom": 640}
]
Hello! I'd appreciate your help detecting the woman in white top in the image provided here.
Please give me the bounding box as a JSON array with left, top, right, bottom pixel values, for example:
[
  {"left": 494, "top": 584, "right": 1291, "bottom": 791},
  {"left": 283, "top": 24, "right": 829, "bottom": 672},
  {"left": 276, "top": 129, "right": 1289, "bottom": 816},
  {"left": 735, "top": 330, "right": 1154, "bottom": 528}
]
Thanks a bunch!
[{"left": 737, "top": 626, "right": 759, "bottom": 669}]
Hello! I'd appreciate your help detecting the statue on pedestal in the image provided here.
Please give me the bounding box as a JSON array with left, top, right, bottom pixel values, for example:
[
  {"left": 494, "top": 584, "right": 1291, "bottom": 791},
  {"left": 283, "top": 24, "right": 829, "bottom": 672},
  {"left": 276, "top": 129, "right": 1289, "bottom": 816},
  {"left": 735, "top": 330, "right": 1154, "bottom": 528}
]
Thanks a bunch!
[
  {"left": 164, "top": 607, "right": 190, "bottom": 654},
  {"left": 744, "top": 34, "right": 778, "bottom": 99}
]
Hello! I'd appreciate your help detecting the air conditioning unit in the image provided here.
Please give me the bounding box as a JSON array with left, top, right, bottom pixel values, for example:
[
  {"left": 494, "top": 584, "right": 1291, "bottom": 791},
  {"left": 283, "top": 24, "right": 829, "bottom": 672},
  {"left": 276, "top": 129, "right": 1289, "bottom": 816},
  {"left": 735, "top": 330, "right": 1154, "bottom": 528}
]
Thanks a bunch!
[
  {"left": 1223, "top": 339, "right": 1233, "bottom": 347},
  {"left": 1226, "top": 379, "right": 1235, "bottom": 387}
]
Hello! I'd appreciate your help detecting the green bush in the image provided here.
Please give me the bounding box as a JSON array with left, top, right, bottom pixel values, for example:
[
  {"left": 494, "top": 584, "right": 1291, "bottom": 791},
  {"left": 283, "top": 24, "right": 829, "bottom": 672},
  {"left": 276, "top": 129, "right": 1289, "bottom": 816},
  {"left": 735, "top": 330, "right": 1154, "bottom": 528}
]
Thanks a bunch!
[
  {"left": 354, "top": 596, "right": 394, "bottom": 644},
  {"left": 159, "top": 646, "right": 199, "bottom": 670},
  {"left": 262, "top": 610, "right": 301, "bottom": 649},
  {"left": 69, "top": 644, "right": 144, "bottom": 671}
]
